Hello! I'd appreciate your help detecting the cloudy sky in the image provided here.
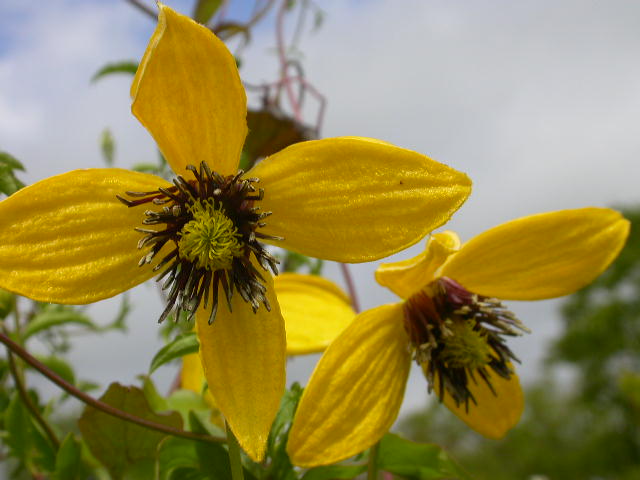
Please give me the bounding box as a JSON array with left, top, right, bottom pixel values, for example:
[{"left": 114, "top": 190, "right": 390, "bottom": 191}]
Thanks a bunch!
[{"left": 1, "top": 0, "right": 639, "bottom": 421}]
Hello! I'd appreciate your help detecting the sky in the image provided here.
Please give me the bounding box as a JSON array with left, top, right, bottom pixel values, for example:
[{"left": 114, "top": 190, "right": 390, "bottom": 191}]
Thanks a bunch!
[{"left": 1, "top": 0, "right": 639, "bottom": 427}]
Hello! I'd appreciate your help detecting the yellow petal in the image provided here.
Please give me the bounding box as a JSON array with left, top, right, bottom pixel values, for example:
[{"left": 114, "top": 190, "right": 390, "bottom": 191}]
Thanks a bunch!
[
  {"left": 375, "top": 231, "right": 460, "bottom": 299},
  {"left": 0, "top": 169, "right": 172, "bottom": 304},
  {"left": 440, "top": 208, "right": 630, "bottom": 300},
  {"left": 181, "top": 352, "right": 223, "bottom": 427},
  {"left": 196, "top": 279, "right": 285, "bottom": 462},
  {"left": 438, "top": 367, "right": 523, "bottom": 439},
  {"left": 132, "top": 4, "right": 247, "bottom": 176},
  {"left": 287, "top": 303, "right": 411, "bottom": 467},
  {"left": 248, "top": 137, "right": 471, "bottom": 262},
  {"left": 273, "top": 273, "right": 355, "bottom": 355}
]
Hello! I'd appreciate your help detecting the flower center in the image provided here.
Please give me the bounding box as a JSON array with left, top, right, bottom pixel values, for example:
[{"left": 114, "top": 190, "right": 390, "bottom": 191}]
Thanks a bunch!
[
  {"left": 117, "top": 162, "right": 283, "bottom": 325},
  {"left": 177, "top": 200, "right": 243, "bottom": 271},
  {"left": 403, "top": 277, "right": 530, "bottom": 410}
]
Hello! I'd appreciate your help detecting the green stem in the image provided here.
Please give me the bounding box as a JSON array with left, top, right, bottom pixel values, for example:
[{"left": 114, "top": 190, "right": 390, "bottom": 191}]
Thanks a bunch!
[
  {"left": 367, "top": 442, "right": 380, "bottom": 480},
  {"left": 6, "top": 348, "right": 60, "bottom": 450},
  {"left": 226, "top": 422, "right": 245, "bottom": 480},
  {"left": 0, "top": 330, "right": 225, "bottom": 445}
]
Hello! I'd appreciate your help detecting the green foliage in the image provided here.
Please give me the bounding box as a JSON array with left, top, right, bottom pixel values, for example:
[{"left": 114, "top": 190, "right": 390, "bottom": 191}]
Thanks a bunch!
[
  {"left": 91, "top": 61, "right": 138, "bottom": 83},
  {"left": 193, "top": 0, "right": 223, "bottom": 24},
  {"left": 378, "top": 433, "right": 471, "bottom": 480},
  {"left": 78, "top": 383, "right": 183, "bottom": 480},
  {"left": 149, "top": 331, "right": 199, "bottom": 374},
  {"left": 0, "top": 151, "right": 25, "bottom": 196},
  {"left": 0, "top": 288, "right": 15, "bottom": 319},
  {"left": 101, "top": 128, "right": 116, "bottom": 166},
  {"left": 23, "top": 304, "right": 94, "bottom": 341},
  {"left": 52, "top": 434, "right": 84, "bottom": 480},
  {"left": 301, "top": 465, "right": 367, "bottom": 480},
  {"left": 265, "top": 382, "right": 304, "bottom": 480}
]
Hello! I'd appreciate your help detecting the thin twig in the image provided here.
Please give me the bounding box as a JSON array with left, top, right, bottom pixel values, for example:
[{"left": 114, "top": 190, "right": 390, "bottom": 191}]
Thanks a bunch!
[
  {"left": 340, "top": 263, "right": 361, "bottom": 313},
  {"left": 0, "top": 331, "right": 225, "bottom": 444},
  {"left": 276, "top": 0, "right": 303, "bottom": 121},
  {"left": 125, "top": 0, "right": 157, "bottom": 20},
  {"left": 6, "top": 348, "right": 60, "bottom": 449}
]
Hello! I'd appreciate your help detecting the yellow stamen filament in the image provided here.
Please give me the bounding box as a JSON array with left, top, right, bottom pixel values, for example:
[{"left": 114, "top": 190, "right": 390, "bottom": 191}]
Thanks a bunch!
[{"left": 178, "top": 199, "right": 244, "bottom": 271}]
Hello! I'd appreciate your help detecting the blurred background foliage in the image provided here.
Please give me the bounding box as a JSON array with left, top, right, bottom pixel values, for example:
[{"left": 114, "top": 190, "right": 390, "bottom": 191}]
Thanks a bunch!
[{"left": 399, "top": 207, "right": 640, "bottom": 480}]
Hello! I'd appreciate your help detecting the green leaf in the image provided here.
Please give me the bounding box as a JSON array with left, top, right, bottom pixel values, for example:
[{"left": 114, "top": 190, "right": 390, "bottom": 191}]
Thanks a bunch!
[
  {"left": 157, "top": 436, "right": 205, "bottom": 480},
  {"left": 5, "top": 392, "right": 34, "bottom": 462},
  {"left": 149, "top": 331, "right": 199, "bottom": 374},
  {"left": 23, "top": 306, "right": 94, "bottom": 340},
  {"left": 266, "top": 383, "right": 303, "bottom": 480},
  {"left": 0, "top": 164, "right": 25, "bottom": 196},
  {"left": 189, "top": 412, "right": 232, "bottom": 479},
  {"left": 52, "top": 434, "right": 83, "bottom": 480},
  {"left": 101, "top": 128, "right": 115, "bottom": 166},
  {"left": 131, "top": 162, "right": 162, "bottom": 174},
  {"left": 0, "top": 288, "right": 15, "bottom": 319},
  {"left": 34, "top": 355, "right": 75, "bottom": 385},
  {"left": 301, "top": 465, "right": 367, "bottom": 480},
  {"left": 91, "top": 60, "right": 138, "bottom": 83},
  {"left": 193, "top": 0, "right": 223, "bottom": 24},
  {"left": 166, "top": 389, "right": 212, "bottom": 426},
  {"left": 377, "top": 433, "right": 471, "bottom": 480},
  {"left": 0, "top": 151, "right": 24, "bottom": 170},
  {"left": 78, "top": 383, "right": 183, "bottom": 480}
]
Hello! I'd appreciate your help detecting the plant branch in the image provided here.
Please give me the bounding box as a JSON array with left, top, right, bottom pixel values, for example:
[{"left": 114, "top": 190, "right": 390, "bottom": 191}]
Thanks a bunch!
[
  {"left": 0, "top": 331, "right": 225, "bottom": 445},
  {"left": 340, "top": 263, "right": 361, "bottom": 312},
  {"left": 276, "top": 0, "right": 303, "bottom": 122},
  {"left": 6, "top": 347, "right": 60, "bottom": 450},
  {"left": 125, "top": 0, "right": 157, "bottom": 20}
]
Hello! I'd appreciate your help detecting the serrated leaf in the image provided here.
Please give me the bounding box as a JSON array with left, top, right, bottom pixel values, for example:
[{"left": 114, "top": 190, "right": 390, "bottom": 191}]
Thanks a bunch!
[
  {"left": 301, "top": 465, "right": 367, "bottom": 480},
  {"left": 34, "top": 355, "right": 75, "bottom": 386},
  {"left": 377, "top": 433, "right": 471, "bottom": 480},
  {"left": 23, "top": 307, "right": 94, "bottom": 340},
  {"left": 52, "top": 434, "right": 83, "bottom": 480},
  {"left": 0, "top": 151, "right": 25, "bottom": 170},
  {"left": 149, "top": 331, "right": 199, "bottom": 374},
  {"left": 78, "top": 383, "right": 183, "bottom": 480},
  {"left": 91, "top": 61, "right": 138, "bottom": 83},
  {"left": 193, "top": 0, "right": 223, "bottom": 24}
]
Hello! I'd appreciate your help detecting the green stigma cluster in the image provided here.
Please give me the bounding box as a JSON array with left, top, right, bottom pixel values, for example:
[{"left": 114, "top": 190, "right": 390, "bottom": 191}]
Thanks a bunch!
[
  {"left": 440, "top": 319, "right": 492, "bottom": 370},
  {"left": 178, "top": 199, "right": 244, "bottom": 271}
]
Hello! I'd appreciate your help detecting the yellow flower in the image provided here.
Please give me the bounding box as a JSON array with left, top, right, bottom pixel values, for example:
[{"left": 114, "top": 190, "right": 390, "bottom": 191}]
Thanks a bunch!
[
  {"left": 0, "top": 5, "right": 470, "bottom": 460},
  {"left": 287, "top": 208, "right": 629, "bottom": 467}
]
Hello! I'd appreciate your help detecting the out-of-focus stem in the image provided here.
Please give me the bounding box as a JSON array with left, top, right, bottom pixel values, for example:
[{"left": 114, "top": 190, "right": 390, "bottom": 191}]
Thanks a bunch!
[
  {"left": 226, "top": 422, "right": 245, "bottom": 480},
  {"left": 6, "top": 347, "right": 60, "bottom": 450},
  {"left": 340, "top": 263, "right": 361, "bottom": 312}
]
